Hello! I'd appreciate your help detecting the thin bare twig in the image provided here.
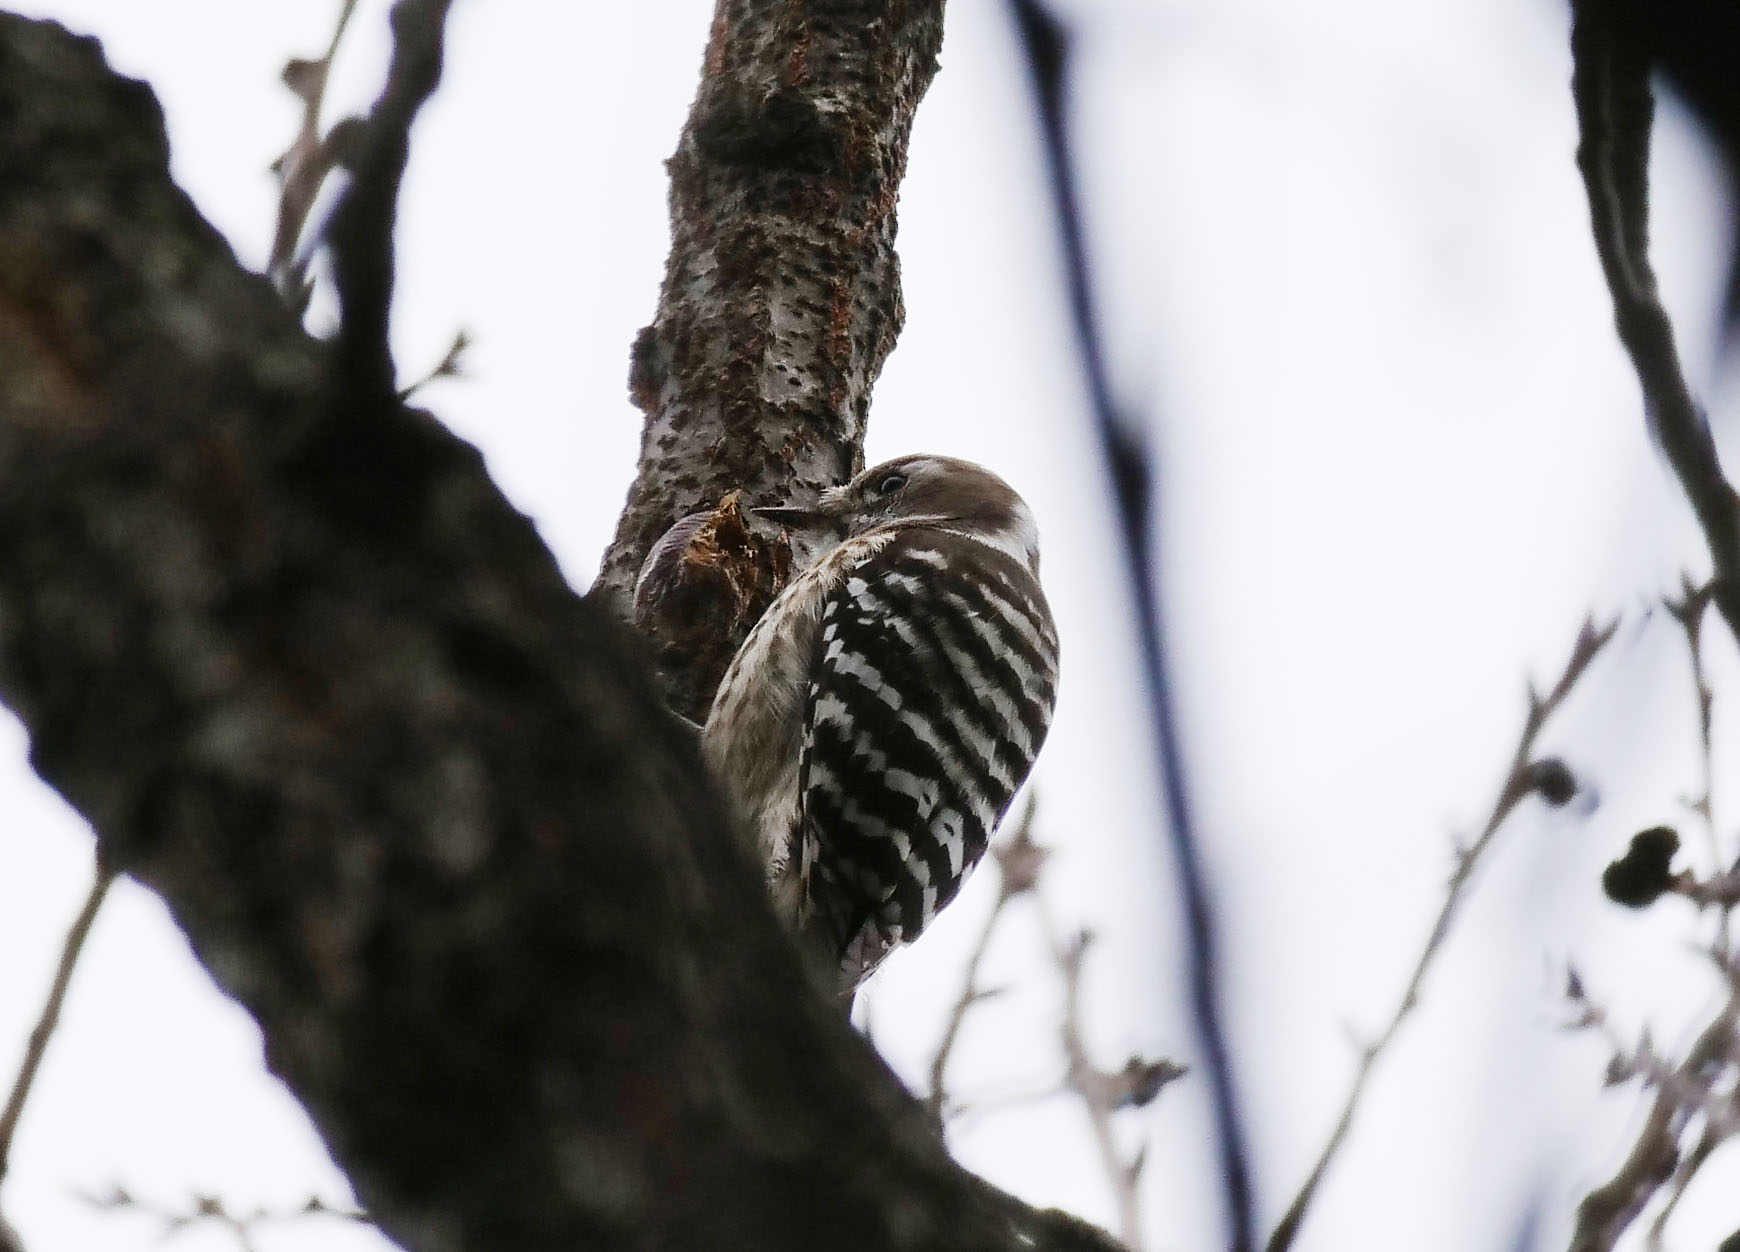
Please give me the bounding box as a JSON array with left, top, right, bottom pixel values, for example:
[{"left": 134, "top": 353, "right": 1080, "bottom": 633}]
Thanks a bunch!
[
  {"left": 0, "top": 856, "right": 116, "bottom": 1184},
  {"left": 925, "top": 797, "right": 1042, "bottom": 1123},
  {"left": 267, "top": 0, "right": 362, "bottom": 311},
  {"left": 1037, "top": 910, "right": 1142, "bottom": 1250},
  {"left": 1663, "top": 579, "right": 1735, "bottom": 948},
  {"left": 1562, "top": 591, "right": 1740, "bottom": 1252},
  {"left": 1666, "top": 580, "right": 1720, "bottom": 861},
  {"left": 1267, "top": 618, "right": 1616, "bottom": 1252},
  {"left": 943, "top": 1081, "right": 1068, "bottom": 1135},
  {"left": 1564, "top": 972, "right": 1740, "bottom": 1252},
  {"left": 1644, "top": 1120, "right": 1730, "bottom": 1252},
  {"left": 922, "top": 799, "right": 1184, "bottom": 1250},
  {"left": 84, "top": 1187, "right": 370, "bottom": 1252},
  {"left": 1027, "top": 890, "right": 1184, "bottom": 1252},
  {"left": 398, "top": 328, "right": 471, "bottom": 401},
  {"left": 1063, "top": 937, "right": 1140, "bottom": 1248},
  {"left": 924, "top": 895, "right": 1012, "bottom": 1123}
]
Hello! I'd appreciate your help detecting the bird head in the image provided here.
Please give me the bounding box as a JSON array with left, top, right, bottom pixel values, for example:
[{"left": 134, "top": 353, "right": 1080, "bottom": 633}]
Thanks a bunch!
[{"left": 754, "top": 455, "right": 1041, "bottom": 572}]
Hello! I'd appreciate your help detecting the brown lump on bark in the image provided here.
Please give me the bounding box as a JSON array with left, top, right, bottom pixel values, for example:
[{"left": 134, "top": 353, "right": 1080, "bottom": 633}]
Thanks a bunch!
[{"left": 631, "top": 492, "right": 794, "bottom": 723}]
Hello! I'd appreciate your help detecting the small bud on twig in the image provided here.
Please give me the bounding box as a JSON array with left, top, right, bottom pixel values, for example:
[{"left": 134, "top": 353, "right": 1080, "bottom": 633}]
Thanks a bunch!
[{"left": 1522, "top": 758, "right": 1578, "bottom": 807}]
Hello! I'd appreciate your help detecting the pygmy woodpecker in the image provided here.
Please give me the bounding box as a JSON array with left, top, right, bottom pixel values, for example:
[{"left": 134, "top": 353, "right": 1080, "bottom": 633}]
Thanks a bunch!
[{"left": 702, "top": 455, "right": 1059, "bottom": 993}]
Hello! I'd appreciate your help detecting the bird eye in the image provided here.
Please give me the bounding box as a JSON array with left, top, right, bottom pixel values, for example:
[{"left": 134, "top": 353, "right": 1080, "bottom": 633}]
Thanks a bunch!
[{"left": 874, "top": 472, "right": 908, "bottom": 496}]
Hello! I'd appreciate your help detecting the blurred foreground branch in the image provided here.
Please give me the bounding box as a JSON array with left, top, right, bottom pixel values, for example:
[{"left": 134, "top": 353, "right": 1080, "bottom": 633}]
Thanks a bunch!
[
  {"left": 1005, "top": 2, "right": 1252, "bottom": 1241},
  {"left": 1570, "top": 0, "right": 1740, "bottom": 641}
]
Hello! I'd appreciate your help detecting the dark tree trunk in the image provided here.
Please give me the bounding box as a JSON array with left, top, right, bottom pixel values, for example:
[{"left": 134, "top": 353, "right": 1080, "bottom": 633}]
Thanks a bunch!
[{"left": 0, "top": 7, "right": 1122, "bottom": 1252}]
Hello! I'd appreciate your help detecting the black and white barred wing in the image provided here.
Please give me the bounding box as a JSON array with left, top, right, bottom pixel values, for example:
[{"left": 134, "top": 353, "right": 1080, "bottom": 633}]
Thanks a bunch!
[{"left": 796, "top": 533, "right": 1058, "bottom": 979}]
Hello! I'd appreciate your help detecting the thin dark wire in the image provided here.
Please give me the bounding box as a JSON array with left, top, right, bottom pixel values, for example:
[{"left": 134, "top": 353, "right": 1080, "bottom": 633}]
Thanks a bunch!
[{"left": 1006, "top": 2, "right": 1255, "bottom": 1247}]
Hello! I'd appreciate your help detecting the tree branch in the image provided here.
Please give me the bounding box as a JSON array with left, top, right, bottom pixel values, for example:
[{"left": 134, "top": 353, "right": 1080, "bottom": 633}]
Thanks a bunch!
[
  {"left": 1267, "top": 619, "right": 1615, "bottom": 1252},
  {"left": 923, "top": 806, "right": 1185, "bottom": 1251},
  {"left": 266, "top": 0, "right": 361, "bottom": 312},
  {"left": 1042, "top": 919, "right": 1146, "bottom": 1251},
  {"left": 0, "top": 855, "right": 114, "bottom": 1185},
  {"left": 1569, "top": 0, "right": 1740, "bottom": 641},
  {"left": 595, "top": 0, "right": 946, "bottom": 712},
  {"left": 924, "top": 799, "right": 1040, "bottom": 1123},
  {"left": 1563, "top": 586, "right": 1740, "bottom": 1252},
  {"left": 326, "top": 0, "right": 453, "bottom": 400},
  {"left": 1564, "top": 971, "right": 1740, "bottom": 1252},
  {"left": 0, "top": 12, "right": 1115, "bottom": 1252},
  {"left": 83, "top": 1186, "right": 371, "bottom": 1252}
]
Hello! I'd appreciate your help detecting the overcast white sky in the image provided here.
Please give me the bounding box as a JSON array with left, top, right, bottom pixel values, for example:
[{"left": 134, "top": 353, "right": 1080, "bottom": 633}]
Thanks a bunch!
[{"left": 2, "top": 2, "right": 1738, "bottom": 1251}]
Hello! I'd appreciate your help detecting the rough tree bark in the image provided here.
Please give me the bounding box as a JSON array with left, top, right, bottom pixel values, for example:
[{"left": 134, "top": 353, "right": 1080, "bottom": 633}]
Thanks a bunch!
[
  {"left": 0, "top": 5, "right": 1122, "bottom": 1252},
  {"left": 601, "top": 0, "right": 944, "bottom": 720}
]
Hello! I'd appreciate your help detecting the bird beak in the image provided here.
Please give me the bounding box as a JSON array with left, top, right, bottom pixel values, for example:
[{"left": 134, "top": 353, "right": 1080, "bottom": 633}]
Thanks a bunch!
[{"left": 752, "top": 503, "right": 831, "bottom": 529}]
